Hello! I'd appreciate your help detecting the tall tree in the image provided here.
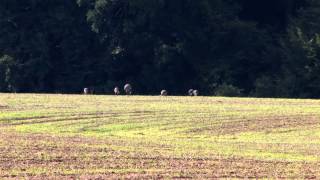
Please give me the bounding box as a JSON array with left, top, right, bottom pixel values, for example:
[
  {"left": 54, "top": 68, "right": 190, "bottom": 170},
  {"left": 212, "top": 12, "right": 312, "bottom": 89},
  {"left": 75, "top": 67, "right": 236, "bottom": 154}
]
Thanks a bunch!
[
  {"left": 0, "top": 0, "right": 100, "bottom": 92},
  {"left": 78, "top": 0, "right": 279, "bottom": 94},
  {"left": 278, "top": 0, "right": 320, "bottom": 98}
]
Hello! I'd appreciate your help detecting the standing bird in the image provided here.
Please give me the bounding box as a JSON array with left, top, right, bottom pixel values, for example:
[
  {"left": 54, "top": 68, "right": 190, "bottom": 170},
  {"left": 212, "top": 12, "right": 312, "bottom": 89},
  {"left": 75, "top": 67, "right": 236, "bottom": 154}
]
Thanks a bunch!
[
  {"left": 124, "top": 83, "right": 132, "bottom": 95},
  {"left": 161, "top": 90, "right": 168, "bottom": 96},
  {"left": 83, "top": 88, "right": 89, "bottom": 95},
  {"left": 188, "top": 89, "right": 194, "bottom": 96},
  {"left": 114, "top": 86, "right": 120, "bottom": 95},
  {"left": 193, "top": 90, "right": 199, "bottom": 96}
]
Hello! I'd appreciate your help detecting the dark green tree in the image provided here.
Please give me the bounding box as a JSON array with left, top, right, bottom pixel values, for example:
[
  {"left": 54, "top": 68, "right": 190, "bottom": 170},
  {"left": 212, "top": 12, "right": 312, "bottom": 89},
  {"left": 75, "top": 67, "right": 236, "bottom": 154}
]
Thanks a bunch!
[
  {"left": 276, "top": 0, "right": 320, "bottom": 98},
  {"left": 0, "top": 0, "right": 317, "bottom": 97},
  {"left": 78, "top": 0, "right": 281, "bottom": 95},
  {"left": 0, "top": 0, "right": 101, "bottom": 93}
]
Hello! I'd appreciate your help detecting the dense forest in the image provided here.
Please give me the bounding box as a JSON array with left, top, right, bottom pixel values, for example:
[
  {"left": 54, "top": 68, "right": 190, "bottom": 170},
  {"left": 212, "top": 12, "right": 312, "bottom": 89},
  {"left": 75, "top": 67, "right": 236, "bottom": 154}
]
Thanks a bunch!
[{"left": 1, "top": 0, "right": 320, "bottom": 98}]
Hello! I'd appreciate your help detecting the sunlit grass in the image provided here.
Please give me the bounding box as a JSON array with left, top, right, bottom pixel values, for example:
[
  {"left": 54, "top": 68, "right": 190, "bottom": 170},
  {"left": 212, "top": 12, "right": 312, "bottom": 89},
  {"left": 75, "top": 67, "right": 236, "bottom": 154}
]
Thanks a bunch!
[{"left": 1, "top": 93, "right": 320, "bottom": 178}]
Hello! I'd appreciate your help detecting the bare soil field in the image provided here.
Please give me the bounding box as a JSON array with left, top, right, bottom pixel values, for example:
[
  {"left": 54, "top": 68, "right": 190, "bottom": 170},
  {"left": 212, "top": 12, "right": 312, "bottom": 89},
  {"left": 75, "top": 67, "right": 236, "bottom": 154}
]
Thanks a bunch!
[{"left": 1, "top": 94, "right": 320, "bottom": 179}]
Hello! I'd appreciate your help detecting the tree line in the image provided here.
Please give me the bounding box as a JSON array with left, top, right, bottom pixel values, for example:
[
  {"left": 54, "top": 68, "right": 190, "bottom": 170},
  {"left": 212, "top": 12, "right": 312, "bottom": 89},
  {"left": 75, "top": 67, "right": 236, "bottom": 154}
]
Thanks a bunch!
[{"left": 1, "top": 0, "right": 320, "bottom": 98}]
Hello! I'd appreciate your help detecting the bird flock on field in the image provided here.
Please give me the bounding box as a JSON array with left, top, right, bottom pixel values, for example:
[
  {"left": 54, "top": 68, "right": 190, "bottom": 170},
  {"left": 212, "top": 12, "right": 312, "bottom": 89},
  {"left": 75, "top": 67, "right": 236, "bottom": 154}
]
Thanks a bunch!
[{"left": 83, "top": 84, "right": 199, "bottom": 96}]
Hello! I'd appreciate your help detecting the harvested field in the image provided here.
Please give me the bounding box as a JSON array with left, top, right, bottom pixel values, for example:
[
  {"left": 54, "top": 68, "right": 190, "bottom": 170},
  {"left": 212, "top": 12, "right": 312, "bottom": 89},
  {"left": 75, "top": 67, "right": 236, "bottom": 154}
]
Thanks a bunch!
[{"left": 1, "top": 93, "right": 320, "bottom": 179}]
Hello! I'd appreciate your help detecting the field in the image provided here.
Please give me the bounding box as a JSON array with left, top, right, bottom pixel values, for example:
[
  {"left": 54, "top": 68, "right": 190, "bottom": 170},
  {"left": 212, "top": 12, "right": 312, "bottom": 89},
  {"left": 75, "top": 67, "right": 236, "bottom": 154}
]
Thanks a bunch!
[{"left": 1, "top": 93, "right": 320, "bottom": 179}]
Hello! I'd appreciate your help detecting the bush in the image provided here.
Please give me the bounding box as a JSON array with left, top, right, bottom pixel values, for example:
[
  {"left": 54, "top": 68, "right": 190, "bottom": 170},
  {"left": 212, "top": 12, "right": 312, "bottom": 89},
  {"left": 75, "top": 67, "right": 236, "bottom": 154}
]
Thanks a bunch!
[
  {"left": 252, "top": 76, "right": 278, "bottom": 97},
  {"left": 214, "top": 83, "right": 243, "bottom": 97},
  {"left": 0, "top": 55, "right": 17, "bottom": 92}
]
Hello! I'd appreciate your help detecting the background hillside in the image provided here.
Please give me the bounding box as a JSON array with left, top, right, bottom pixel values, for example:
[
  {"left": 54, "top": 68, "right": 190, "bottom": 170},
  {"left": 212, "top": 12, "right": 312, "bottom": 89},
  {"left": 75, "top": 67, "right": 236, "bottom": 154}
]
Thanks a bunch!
[{"left": 1, "top": 0, "right": 320, "bottom": 98}]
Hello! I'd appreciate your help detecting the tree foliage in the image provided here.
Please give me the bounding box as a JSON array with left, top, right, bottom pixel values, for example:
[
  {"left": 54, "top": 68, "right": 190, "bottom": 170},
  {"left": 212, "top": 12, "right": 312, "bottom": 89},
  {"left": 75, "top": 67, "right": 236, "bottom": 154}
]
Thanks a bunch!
[{"left": 0, "top": 0, "right": 319, "bottom": 97}]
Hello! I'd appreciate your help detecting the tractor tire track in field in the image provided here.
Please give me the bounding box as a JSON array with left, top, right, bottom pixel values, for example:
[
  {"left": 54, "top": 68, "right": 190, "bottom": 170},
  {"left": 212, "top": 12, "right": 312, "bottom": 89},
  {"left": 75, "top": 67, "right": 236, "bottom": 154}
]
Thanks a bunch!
[{"left": 186, "top": 114, "right": 320, "bottom": 135}]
